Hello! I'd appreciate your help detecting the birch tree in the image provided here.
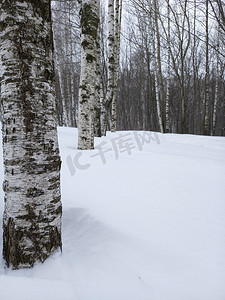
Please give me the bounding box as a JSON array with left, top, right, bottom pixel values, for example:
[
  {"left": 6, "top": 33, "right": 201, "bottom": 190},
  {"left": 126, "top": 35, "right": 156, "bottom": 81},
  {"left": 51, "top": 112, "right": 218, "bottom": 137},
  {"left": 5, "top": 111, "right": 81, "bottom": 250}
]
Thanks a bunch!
[
  {"left": 153, "top": 0, "right": 164, "bottom": 133},
  {"left": 204, "top": 0, "right": 210, "bottom": 135},
  {"left": 101, "top": 0, "right": 115, "bottom": 135},
  {"left": 111, "top": 0, "right": 122, "bottom": 132},
  {"left": 165, "top": 0, "right": 170, "bottom": 133},
  {"left": 192, "top": 0, "right": 197, "bottom": 134},
  {"left": 94, "top": 26, "right": 102, "bottom": 137},
  {"left": 212, "top": 25, "right": 220, "bottom": 135},
  {"left": 150, "top": 4, "right": 163, "bottom": 133},
  {"left": 0, "top": 0, "right": 62, "bottom": 269},
  {"left": 78, "top": 0, "right": 100, "bottom": 149}
]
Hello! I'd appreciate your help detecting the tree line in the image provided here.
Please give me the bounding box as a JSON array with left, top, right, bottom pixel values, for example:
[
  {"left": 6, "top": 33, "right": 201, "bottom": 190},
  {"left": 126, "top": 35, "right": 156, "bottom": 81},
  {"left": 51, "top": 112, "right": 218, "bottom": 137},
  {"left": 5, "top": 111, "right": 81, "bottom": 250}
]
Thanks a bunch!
[
  {"left": 118, "top": 0, "right": 225, "bottom": 136},
  {"left": 51, "top": 0, "right": 225, "bottom": 138}
]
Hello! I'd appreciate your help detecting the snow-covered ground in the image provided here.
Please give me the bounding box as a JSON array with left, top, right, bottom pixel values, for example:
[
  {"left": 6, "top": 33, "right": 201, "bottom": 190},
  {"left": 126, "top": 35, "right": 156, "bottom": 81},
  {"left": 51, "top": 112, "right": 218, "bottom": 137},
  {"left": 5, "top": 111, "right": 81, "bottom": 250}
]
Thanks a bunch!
[{"left": 0, "top": 127, "right": 225, "bottom": 300}]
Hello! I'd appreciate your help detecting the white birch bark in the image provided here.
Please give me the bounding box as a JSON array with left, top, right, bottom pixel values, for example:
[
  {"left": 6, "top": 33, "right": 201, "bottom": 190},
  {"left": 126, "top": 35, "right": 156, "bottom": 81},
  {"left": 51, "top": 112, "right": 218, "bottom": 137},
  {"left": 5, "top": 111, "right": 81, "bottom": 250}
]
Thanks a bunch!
[
  {"left": 165, "top": 0, "right": 170, "bottom": 133},
  {"left": 68, "top": 3, "right": 76, "bottom": 128},
  {"left": 204, "top": 0, "right": 210, "bottom": 135},
  {"left": 94, "top": 24, "right": 102, "bottom": 137},
  {"left": 78, "top": 0, "right": 100, "bottom": 149},
  {"left": 153, "top": 0, "right": 164, "bottom": 133},
  {"left": 150, "top": 5, "right": 163, "bottom": 133},
  {"left": 0, "top": 0, "right": 62, "bottom": 269},
  {"left": 101, "top": 0, "right": 115, "bottom": 136},
  {"left": 111, "top": 0, "right": 122, "bottom": 132},
  {"left": 212, "top": 26, "right": 220, "bottom": 135},
  {"left": 192, "top": 0, "right": 197, "bottom": 134},
  {"left": 65, "top": 13, "right": 72, "bottom": 127},
  {"left": 154, "top": 47, "right": 163, "bottom": 133}
]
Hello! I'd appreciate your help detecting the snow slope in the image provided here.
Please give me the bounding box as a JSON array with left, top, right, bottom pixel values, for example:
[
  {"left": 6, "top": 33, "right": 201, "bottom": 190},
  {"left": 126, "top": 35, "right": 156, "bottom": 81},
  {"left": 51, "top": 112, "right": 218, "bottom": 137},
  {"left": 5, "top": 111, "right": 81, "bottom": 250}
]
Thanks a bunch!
[{"left": 0, "top": 127, "right": 225, "bottom": 300}]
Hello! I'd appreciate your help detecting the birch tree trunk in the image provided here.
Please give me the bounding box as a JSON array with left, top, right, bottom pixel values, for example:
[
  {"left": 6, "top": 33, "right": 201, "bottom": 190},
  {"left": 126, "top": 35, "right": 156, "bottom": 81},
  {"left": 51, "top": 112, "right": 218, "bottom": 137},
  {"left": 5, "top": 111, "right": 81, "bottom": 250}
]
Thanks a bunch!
[
  {"left": 111, "top": 0, "right": 122, "bottom": 132},
  {"left": 78, "top": 0, "right": 100, "bottom": 149},
  {"left": 69, "top": 2, "right": 76, "bottom": 128},
  {"left": 94, "top": 25, "right": 102, "bottom": 137},
  {"left": 65, "top": 12, "right": 72, "bottom": 127},
  {"left": 192, "top": 0, "right": 197, "bottom": 134},
  {"left": 153, "top": 0, "right": 164, "bottom": 133},
  {"left": 150, "top": 5, "right": 163, "bottom": 133},
  {"left": 204, "top": 0, "right": 210, "bottom": 135},
  {"left": 101, "top": 0, "right": 115, "bottom": 136},
  {"left": 180, "top": 0, "right": 190, "bottom": 134},
  {"left": 0, "top": 0, "right": 62, "bottom": 269},
  {"left": 212, "top": 25, "right": 220, "bottom": 135},
  {"left": 165, "top": 0, "right": 170, "bottom": 133}
]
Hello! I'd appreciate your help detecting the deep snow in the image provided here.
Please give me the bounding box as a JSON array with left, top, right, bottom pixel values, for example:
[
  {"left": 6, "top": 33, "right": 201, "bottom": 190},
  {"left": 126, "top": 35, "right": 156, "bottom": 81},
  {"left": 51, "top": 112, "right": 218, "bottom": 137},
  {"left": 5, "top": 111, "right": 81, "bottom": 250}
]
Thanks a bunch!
[{"left": 0, "top": 127, "right": 225, "bottom": 300}]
